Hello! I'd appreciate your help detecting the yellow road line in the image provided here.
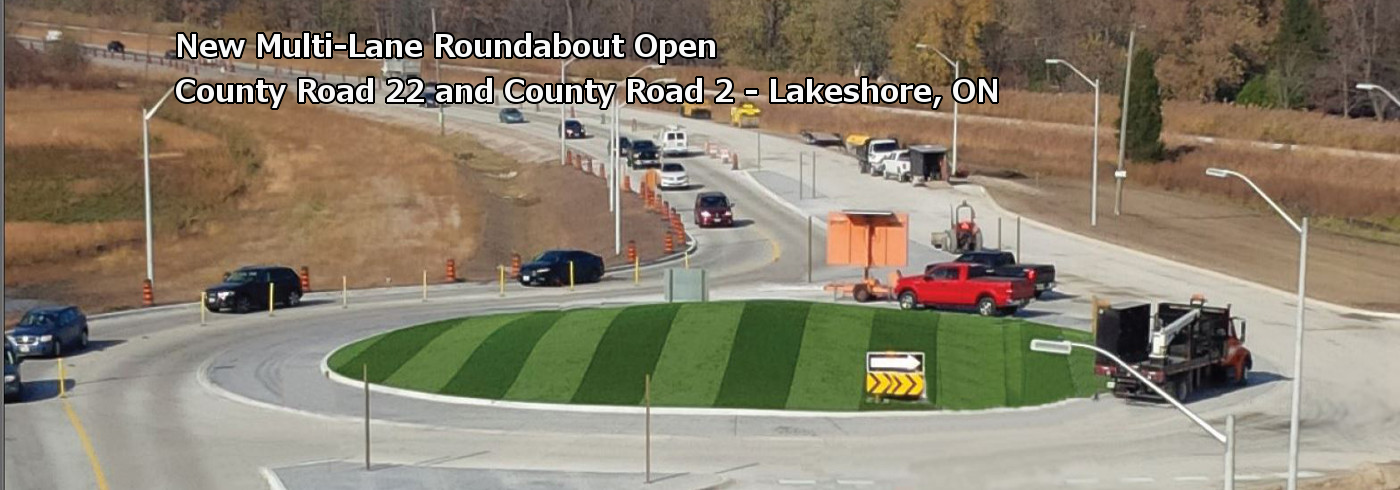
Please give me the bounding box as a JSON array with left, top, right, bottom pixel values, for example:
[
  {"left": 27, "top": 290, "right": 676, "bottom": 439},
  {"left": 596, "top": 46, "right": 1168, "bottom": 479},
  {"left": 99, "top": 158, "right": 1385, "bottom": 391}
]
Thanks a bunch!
[
  {"left": 755, "top": 227, "right": 782, "bottom": 262},
  {"left": 62, "top": 399, "right": 111, "bottom": 490}
]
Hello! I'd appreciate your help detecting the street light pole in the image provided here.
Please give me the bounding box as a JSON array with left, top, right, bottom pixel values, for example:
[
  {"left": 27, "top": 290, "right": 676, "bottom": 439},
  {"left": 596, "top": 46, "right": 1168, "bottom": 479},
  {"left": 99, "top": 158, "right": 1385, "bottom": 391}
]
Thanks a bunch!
[
  {"left": 141, "top": 85, "right": 178, "bottom": 285},
  {"left": 1046, "top": 59, "right": 1100, "bottom": 226},
  {"left": 1030, "top": 339, "right": 1234, "bottom": 489},
  {"left": 914, "top": 44, "right": 959, "bottom": 177},
  {"left": 559, "top": 57, "right": 576, "bottom": 166},
  {"left": 432, "top": 8, "right": 444, "bottom": 136},
  {"left": 609, "top": 66, "right": 665, "bottom": 255},
  {"left": 1114, "top": 28, "right": 1135, "bottom": 216},
  {"left": 1205, "top": 167, "right": 1307, "bottom": 490}
]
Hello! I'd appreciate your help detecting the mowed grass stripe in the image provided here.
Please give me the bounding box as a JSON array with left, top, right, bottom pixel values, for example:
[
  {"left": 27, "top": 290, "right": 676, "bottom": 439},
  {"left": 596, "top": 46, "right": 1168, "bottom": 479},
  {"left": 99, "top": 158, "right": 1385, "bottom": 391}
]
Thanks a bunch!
[
  {"left": 337, "top": 319, "right": 458, "bottom": 383},
  {"left": 867, "top": 309, "right": 939, "bottom": 406},
  {"left": 504, "top": 308, "right": 622, "bottom": 403},
  {"left": 786, "top": 303, "right": 873, "bottom": 411},
  {"left": 650, "top": 302, "right": 745, "bottom": 407},
  {"left": 1001, "top": 320, "right": 1026, "bottom": 406},
  {"left": 382, "top": 313, "right": 526, "bottom": 393},
  {"left": 714, "top": 300, "right": 811, "bottom": 409},
  {"left": 572, "top": 304, "right": 681, "bottom": 405},
  {"left": 326, "top": 331, "right": 388, "bottom": 373},
  {"left": 440, "top": 311, "right": 564, "bottom": 399},
  {"left": 937, "top": 314, "right": 1006, "bottom": 410}
]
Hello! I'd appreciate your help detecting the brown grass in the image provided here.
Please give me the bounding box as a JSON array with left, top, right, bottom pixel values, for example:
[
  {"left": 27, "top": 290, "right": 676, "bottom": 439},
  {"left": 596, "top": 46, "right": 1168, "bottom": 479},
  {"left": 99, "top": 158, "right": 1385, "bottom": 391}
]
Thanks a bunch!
[{"left": 4, "top": 221, "right": 144, "bottom": 265}]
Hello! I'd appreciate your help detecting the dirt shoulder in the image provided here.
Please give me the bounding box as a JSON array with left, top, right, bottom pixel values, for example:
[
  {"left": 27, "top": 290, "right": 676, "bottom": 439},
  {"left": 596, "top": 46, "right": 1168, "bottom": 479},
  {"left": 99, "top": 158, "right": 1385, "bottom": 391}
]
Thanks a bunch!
[{"left": 982, "top": 175, "right": 1400, "bottom": 313}]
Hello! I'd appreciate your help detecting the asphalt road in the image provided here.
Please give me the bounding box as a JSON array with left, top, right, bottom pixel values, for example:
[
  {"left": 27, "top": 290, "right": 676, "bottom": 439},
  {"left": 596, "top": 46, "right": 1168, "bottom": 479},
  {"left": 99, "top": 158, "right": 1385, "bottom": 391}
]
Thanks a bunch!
[{"left": 6, "top": 45, "right": 1400, "bottom": 490}]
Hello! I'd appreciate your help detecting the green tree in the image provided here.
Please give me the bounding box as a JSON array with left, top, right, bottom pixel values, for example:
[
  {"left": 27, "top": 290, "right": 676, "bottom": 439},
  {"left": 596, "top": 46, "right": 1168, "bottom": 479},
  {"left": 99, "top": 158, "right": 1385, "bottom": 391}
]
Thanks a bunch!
[
  {"left": 711, "top": 0, "right": 792, "bottom": 70},
  {"left": 1118, "top": 47, "right": 1164, "bottom": 162},
  {"left": 1269, "top": 0, "right": 1329, "bottom": 108}
]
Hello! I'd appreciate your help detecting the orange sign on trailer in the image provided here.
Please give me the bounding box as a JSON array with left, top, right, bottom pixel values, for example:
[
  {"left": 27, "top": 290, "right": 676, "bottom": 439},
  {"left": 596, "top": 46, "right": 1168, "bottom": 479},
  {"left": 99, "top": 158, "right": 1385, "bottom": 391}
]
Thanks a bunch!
[{"left": 826, "top": 211, "right": 908, "bottom": 268}]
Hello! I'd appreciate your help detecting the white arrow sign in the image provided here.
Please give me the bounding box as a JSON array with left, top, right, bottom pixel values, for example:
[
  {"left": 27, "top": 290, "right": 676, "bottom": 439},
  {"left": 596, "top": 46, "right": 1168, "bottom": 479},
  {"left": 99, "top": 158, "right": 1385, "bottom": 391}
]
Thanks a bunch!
[{"left": 867, "top": 353, "right": 923, "bottom": 372}]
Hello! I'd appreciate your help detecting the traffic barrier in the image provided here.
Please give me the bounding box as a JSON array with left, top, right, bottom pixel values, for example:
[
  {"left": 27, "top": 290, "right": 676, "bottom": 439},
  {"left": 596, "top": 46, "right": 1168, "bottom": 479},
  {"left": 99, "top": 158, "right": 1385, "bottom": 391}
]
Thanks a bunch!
[
  {"left": 705, "top": 142, "right": 714, "bottom": 156},
  {"left": 731, "top": 153, "right": 739, "bottom": 170},
  {"left": 627, "top": 240, "right": 637, "bottom": 264},
  {"left": 622, "top": 174, "right": 632, "bottom": 193},
  {"left": 583, "top": 157, "right": 591, "bottom": 174},
  {"left": 566, "top": 150, "right": 574, "bottom": 166},
  {"left": 142, "top": 279, "right": 154, "bottom": 307},
  {"left": 446, "top": 259, "right": 457, "bottom": 282},
  {"left": 720, "top": 147, "right": 731, "bottom": 161},
  {"left": 664, "top": 233, "right": 675, "bottom": 254},
  {"left": 511, "top": 253, "right": 522, "bottom": 278},
  {"left": 300, "top": 266, "right": 311, "bottom": 292}
]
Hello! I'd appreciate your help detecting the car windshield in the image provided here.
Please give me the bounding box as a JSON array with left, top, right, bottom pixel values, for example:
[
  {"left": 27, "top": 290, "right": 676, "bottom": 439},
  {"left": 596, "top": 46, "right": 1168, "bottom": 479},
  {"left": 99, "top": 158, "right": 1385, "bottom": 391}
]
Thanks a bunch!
[
  {"left": 502, "top": 109, "right": 519, "bottom": 115},
  {"left": 699, "top": 195, "right": 728, "bottom": 207},
  {"left": 224, "top": 270, "right": 258, "bottom": 283},
  {"left": 638, "top": 150, "right": 658, "bottom": 159},
  {"left": 18, "top": 312, "right": 57, "bottom": 326},
  {"left": 533, "top": 251, "right": 565, "bottom": 262},
  {"left": 662, "top": 163, "right": 685, "bottom": 172},
  {"left": 873, "top": 142, "right": 899, "bottom": 152},
  {"left": 565, "top": 121, "right": 581, "bottom": 128},
  {"left": 632, "top": 140, "right": 657, "bottom": 151}
]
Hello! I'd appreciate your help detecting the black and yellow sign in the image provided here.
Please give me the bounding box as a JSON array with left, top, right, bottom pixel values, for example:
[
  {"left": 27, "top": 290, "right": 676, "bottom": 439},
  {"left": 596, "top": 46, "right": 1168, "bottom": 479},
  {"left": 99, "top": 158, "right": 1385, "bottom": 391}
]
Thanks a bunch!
[{"left": 865, "top": 352, "right": 926, "bottom": 399}]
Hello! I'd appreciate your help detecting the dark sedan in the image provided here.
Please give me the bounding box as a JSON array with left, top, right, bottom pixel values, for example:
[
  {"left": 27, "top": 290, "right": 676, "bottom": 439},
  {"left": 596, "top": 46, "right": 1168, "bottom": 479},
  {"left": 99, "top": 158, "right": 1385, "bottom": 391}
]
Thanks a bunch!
[
  {"left": 499, "top": 108, "right": 526, "bottom": 123},
  {"left": 7, "top": 306, "right": 89, "bottom": 358},
  {"left": 519, "top": 250, "right": 604, "bottom": 287}
]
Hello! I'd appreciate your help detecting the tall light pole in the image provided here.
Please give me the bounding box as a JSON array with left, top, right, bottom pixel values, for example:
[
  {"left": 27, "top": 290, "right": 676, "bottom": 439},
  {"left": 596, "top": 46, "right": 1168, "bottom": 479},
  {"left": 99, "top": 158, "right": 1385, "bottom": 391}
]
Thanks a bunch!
[
  {"left": 431, "top": 8, "right": 444, "bottom": 136},
  {"left": 141, "top": 85, "right": 179, "bottom": 285},
  {"left": 1357, "top": 83, "right": 1400, "bottom": 119},
  {"left": 1114, "top": 27, "right": 1136, "bottom": 216},
  {"left": 914, "top": 43, "right": 959, "bottom": 177},
  {"left": 559, "top": 57, "right": 576, "bottom": 166},
  {"left": 1046, "top": 59, "right": 1100, "bottom": 227},
  {"left": 1030, "top": 339, "right": 1235, "bottom": 490},
  {"left": 609, "top": 67, "right": 665, "bottom": 255},
  {"left": 1205, "top": 167, "right": 1307, "bottom": 490}
]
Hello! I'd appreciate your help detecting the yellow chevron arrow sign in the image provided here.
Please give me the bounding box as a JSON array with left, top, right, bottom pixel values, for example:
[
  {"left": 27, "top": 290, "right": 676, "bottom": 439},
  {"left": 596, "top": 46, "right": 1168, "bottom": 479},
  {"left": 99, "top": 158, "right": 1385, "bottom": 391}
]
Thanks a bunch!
[{"left": 866, "top": 351, "right": 926, "bottom": 399}]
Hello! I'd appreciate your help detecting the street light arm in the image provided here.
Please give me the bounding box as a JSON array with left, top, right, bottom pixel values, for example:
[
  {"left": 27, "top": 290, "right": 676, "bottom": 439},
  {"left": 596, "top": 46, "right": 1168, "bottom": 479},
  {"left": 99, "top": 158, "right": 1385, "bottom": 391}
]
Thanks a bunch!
[
  {"left": 144, "top": 85, "right": 178, "bottom": 120},
  {"left": 915, "top": 44, "right": 957, "bottom": 70},
  {"left": 1217, "top": 170, "right": 1302, "bottom": 233},
  {"left": 1062, "top": 341, "right": 1227, "bottom": 444},
  {"left": 1364, "top": 85, "right": 1400, "bottom": 107},
  {"left": 1049, "top": 60, "right": 1097, "bottom": 88}
]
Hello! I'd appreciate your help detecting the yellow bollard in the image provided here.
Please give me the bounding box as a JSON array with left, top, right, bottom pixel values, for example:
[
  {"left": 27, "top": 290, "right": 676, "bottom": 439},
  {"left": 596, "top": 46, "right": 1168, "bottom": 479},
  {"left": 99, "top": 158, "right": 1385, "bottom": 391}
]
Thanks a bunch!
[
  {"left": 498, "top": 265, "right": 506, "bottom": 297},
  {"left": 422, "top": 269, "right": 428, "bottom": 302},
  {"left": 569, "top": 261, "right": 575, "bottom": 291},
  {"left": 342, "top": 275, "right": 348, "bottom": 309},
  {"left": 58, "top": 359, "right": 66, "bottom": 398},
  {"left": 200, "top": 292, "right": 207, "bottom": 326},
  {"left": 634, "top": 256, "right": 640, "bottom": 286},
  {"left": 684, "top": 250, "right": 690, "bottom": 269},
  {"left": 269, "top": 283, "right": 275, "bottom": 317}
]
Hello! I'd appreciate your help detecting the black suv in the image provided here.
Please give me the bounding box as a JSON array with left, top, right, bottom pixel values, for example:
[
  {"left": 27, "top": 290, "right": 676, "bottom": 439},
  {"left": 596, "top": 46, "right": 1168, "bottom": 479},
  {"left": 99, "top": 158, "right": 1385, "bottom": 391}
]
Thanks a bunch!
[
  {"left": 561, "top": 119, "right": 586, "bottom": 139},
  {"left": 7, "top": 306, "right": 88, "bottom": 358},
  {"left": 519, "top": 250, "right": 605, "bottom": 286},
  {"left": 205, "top": 266, "right": 304, "bottom": 313}
]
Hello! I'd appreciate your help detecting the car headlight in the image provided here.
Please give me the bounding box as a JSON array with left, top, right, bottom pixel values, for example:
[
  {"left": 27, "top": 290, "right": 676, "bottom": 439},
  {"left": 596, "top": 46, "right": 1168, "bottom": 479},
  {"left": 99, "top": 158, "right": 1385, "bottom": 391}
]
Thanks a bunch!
[
  {"left": 40, "top": 335, "right": 53, "bottom": 342},
  {"left": 217, "top": 291, "right": 233, "bottom": 299},
  {"left": 723, "top": 210, "right": 732, "bottom": 216},
  {"left": 701, "top": 211, "right": 711, "bottom": 217},
  {"left": 4, "top": 375, "right": 14, "bottom": 383}
]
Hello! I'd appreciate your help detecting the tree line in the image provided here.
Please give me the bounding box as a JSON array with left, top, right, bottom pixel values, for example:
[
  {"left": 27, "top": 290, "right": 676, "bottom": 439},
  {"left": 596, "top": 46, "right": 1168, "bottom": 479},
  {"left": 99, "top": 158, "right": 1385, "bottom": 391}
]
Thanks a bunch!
[{"left": 22, "top": 0, "right": 1398, "bottom": 118}]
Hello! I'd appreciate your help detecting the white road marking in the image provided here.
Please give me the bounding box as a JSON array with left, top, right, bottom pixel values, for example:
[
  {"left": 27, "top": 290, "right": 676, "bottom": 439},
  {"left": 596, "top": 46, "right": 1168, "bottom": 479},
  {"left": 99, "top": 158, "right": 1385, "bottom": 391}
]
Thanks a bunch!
[
  {"left": 1121, "top": 477, "right": 1155, "bottom": 484},
  {"left": 836, "top": 480, "right": 874, "bottom": 486},
  {"left": 1174, "top": 476, "right": 1210, "bottom": 482},
  {"left": 778, "top": 479, "right": 817, "bottom": 485},
  {"left": 1299, "top": 471, "right": 1324, "bottom": 478},
  {"left": 1236, "top": 474, "right": 1263, "bottom": 481},
  {"left": 1064, "top": 478, "right": 1099, "bottom": 485}
]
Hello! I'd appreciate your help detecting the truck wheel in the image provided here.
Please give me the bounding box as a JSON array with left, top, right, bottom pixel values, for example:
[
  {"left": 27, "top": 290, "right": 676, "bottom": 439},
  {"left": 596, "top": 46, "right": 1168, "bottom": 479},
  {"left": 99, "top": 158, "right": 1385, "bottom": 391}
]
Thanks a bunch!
[
  {"left": 976, "top": 297, "right": 997, "bottom": 316},
  {"left": 1172, "top": 379, "right": 1191, "bottom": 402},
  {"left": 898, "top": 292, "right": 918, "bottom": 310},
  {"left": 1237, "top": 359, "right": 1251, "bottom": 386},
  {"left": 234, "top": 297, "right": 252, "bottom": 314}
]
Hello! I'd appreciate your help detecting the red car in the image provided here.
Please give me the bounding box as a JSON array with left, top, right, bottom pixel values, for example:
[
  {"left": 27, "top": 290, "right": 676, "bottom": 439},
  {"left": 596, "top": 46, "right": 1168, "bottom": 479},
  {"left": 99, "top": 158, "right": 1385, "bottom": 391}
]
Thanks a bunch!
[
  {"left": 693, "top": 192, "right": 734, "bottom": 227},
  {"left": 893, "top": 262, "right": 1034, "bottom": 316}
]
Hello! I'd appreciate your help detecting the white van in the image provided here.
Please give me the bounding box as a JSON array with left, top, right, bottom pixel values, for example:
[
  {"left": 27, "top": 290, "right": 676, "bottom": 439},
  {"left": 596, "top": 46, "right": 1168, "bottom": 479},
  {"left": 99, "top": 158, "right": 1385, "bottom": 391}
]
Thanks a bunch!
[
  {"left": 45, "top": 30, "right": 63, "bottom": 42},
  {"left": 659, "top": 125, "right": 688, "bottom": 157}
]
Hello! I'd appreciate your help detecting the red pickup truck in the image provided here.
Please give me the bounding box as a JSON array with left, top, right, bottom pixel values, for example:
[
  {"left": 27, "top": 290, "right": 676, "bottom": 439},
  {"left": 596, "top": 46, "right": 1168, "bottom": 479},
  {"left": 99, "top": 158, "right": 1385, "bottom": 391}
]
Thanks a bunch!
[{"left": 894, "top": 262, "right": 1035, "bottom": 316}]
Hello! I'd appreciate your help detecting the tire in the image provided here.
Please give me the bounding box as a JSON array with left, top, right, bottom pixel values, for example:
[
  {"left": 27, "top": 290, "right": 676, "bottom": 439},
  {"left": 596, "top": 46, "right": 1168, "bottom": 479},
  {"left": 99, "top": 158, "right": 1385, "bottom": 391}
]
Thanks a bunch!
[
  {"left": 288, "top": 291, "right": 302, "bottom": 307},
  {"left": 1237, "top": 358, "right": 1252, "bottom": 386},
  {"left": 853, "top": 285, "right": 873, "bottom": 303},
  {"left": 78, "top": 329, "right": 89, "bottom": 349},
  {"left": 898, "top": 291, "right": 918, "bottom": 310},
  {"left": 234, "top": 297, "right": 252, "bottom": 314},
  {"left": 1172, "top": 378, "right": 1192, "bottom": 402},
  {"left": 976, "top": 296, "right": 997, "bottom": 317},
  {"left": 51, "top": 340, "right": 62, "bottom": 358}
]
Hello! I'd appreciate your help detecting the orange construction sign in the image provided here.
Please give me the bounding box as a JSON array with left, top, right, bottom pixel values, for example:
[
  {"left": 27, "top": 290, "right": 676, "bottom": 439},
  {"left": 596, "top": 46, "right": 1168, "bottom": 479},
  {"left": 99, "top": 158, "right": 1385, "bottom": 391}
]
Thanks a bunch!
[{"left": 826, "top": 211, "right": 908, "bottom": 268}]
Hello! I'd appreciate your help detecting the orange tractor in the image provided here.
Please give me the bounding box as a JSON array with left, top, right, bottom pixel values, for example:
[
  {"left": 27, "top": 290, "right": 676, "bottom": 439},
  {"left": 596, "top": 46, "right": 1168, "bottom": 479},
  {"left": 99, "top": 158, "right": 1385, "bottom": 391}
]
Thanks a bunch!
[{"left": 932, "top": 201, "right": 983, "bottom": 253}]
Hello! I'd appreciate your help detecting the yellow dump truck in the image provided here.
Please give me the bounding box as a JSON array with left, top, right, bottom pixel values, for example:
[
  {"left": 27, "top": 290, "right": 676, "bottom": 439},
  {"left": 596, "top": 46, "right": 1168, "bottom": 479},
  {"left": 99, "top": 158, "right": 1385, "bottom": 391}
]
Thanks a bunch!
[
  {"left": 730, "top": 101, "right": 761, "bottom": 128},
  {"left": 681, "top": 100, "right": 712, "bottom": 119}
]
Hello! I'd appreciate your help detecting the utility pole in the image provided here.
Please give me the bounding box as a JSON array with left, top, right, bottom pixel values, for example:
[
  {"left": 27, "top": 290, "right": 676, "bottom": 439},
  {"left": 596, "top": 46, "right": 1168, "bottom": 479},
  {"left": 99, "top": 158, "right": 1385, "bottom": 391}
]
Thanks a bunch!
[
  {"left": 432, "top": 8, "right": 444, "bottom": 136},
  {"left": 1114, "top": 28, "right": 1135, "bottom": 216}
]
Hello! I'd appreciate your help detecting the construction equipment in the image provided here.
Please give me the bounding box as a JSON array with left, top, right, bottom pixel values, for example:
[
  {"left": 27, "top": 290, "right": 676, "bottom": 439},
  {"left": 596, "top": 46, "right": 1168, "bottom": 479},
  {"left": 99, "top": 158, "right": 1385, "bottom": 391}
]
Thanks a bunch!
[
  {"left": 932, "top": 201, "right": 982, "bottom": 252},
  {"left": 680, "top": 100, "right": 712, "bottom": 119},
  {"left": 1095, "top": 295, "right": 1252, "bottom": 402},
  {"left": 729, "top": 101, "right": 761, "bottom": 128}
]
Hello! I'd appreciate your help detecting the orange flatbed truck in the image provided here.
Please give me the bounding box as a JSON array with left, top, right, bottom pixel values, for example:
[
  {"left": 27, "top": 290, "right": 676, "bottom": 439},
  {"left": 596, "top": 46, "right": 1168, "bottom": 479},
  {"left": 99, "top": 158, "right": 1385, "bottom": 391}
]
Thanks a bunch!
[{"left": 1095, "top": 296, "right": 1252, "bottom": 402}]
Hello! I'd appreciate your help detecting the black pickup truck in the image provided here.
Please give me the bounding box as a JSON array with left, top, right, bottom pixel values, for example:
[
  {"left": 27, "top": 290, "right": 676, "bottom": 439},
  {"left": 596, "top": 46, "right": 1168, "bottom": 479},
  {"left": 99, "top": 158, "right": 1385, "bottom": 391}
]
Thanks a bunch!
[{"left": 952, "top": 250, "right": 1056, "bottom": 298}]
